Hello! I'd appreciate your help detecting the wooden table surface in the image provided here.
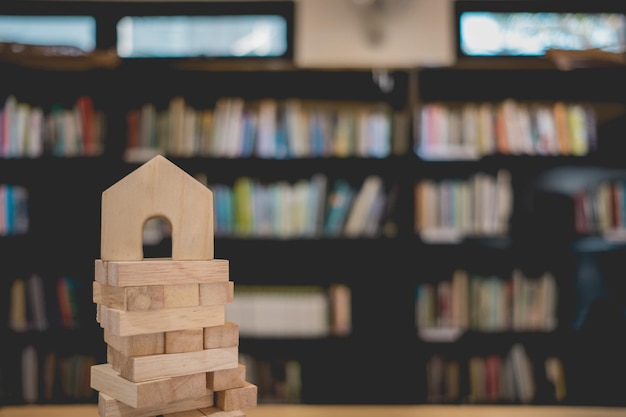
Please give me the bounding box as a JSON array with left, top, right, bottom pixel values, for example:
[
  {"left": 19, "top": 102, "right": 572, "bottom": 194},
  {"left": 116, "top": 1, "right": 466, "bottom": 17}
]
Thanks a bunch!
[{"left": 1, "top": 404, "right": 625, "bottom": 417}]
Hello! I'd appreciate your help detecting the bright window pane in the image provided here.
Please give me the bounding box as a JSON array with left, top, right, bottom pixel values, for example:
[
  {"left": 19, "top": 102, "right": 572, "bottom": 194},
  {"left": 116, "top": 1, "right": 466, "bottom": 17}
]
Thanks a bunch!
[
  {"left": 0, "top": 16, "right": 95, "bottom": 52},
  {"left": 460, "top": 12, "right": 626, "bottom": 56},
  {"left": 117, "top": 15, "right": 288, "bottom": 58}
]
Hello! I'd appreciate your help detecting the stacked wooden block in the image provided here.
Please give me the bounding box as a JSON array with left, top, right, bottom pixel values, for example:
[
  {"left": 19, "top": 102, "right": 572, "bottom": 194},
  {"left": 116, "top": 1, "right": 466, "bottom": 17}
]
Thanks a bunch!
[{"left": 90, "top": 155, "right": 257, "bottom": 417}]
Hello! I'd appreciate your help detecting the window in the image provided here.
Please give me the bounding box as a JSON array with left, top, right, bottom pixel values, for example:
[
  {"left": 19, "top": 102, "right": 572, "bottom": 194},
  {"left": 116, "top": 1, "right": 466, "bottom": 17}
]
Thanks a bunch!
[
  {"left": 0, "top": 15, "right": 95, "bottom": 52},
  {"left": 117, "top": 14, "right": 288, "bottom": 58},
  {"left": 0, "top": 1, "right": 295, "bottom": 60},
  {"left": 455, "top": 1, "right": 626, "bottom": 58}
]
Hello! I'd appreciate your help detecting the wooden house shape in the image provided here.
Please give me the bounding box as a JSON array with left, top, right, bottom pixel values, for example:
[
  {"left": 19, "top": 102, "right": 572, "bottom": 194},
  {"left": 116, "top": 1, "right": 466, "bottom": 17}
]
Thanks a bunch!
[{"left": 91, "top": 155, "right": 257, "bottom": 417}]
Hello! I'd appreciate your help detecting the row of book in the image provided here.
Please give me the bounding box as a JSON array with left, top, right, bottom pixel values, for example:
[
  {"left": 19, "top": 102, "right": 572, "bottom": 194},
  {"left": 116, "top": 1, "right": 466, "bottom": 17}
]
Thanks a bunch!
[
  {"left": 414, "top": 169, "right": 512, "bottom": 242},
  {"left": 426, "top": 344, "right": 566, "bottom": 404},
  {"left": 0, "top": 95, "right": 105, "bottom": 158},
  {"left": 415, "top": 269, "right": 558, "bottom": 335},
  {"left": 573, "top": 178, "right": 626, "bottom": 238},
  {"left": 143, "top": 174, "right": 394, "bottom": 241},
  {"left": 226, "top": 284, "right": 351, "bottom": 338},
  {"left": 18, "top": 346, "right": 96, "bottom": 404},
  {"left": 415, "top": 100, "right": 597, "bottom": 160},
  {"left": 239, "top": 354, "right": 302, "bottom": 404},
  {"left": 125, "top": 97, "right": 405, "bottom": 160},
  {"left": 216, "top": 174, "right": 392, "bottom": 239},
  {"left": 0, "top": 184, "right": 28, "bottom": 236},
  {"left": 8, "top": 274, "right": 83, "bottom": 332}
]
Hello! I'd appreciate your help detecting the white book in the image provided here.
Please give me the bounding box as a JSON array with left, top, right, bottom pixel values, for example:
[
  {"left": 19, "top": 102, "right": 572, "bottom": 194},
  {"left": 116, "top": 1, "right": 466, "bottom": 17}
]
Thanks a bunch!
[
  {"left": 256, "top": 99, "right": 278, "bottom": 158},
  {"left": 361, "top": 190, "right": 386, "bottom": 237},
  {"left": 494, "top": 169, "right": 513, "bottom": 235},
  {"left": 367, "top": 109, "right": 391, "bottom": 158},
  {"left": 224, "top": 97, "right": 245, "bottom": 158},
  {"left": 344, "top": 175, "right": 384, "bottom": 237},
  {"left": 26, "top": 107, "right": 44, "bottom": 158},
  {"left": 510, "top": 343, "right": 535, "bottom": 403}
]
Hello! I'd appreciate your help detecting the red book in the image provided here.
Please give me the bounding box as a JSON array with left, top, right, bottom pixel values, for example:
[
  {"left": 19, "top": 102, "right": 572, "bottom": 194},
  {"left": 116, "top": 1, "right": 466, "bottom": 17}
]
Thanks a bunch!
[
  {"left": 56, "top": 277, "right": 74, "bottom": 328},
  {"left": 485, "top": 354, "right": 501, "bottom": 402},
  {"left": 77, "top": 96, "right": 95, "bottom": 156}
]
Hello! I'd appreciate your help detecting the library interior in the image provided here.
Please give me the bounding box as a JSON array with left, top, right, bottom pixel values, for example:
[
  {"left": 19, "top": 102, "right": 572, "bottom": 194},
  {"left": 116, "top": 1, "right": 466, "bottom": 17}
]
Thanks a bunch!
[{"left": 1, "top": 0, "right": 626, "bottom": 416}]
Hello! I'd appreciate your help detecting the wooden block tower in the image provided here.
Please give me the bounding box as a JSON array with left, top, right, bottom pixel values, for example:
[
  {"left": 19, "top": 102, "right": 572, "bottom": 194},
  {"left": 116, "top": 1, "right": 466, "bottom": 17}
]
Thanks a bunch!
[{"left": 91, "top": 155, "right": 257, "bottom": 417}]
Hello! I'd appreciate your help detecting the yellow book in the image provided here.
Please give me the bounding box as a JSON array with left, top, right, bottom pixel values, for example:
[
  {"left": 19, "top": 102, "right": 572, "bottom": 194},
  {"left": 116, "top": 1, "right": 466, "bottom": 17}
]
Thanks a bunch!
[
  {"left": 567, "top": 104, "right": 589, "bottom": 156},
  {"left": 233, "top": 176, "right": 254, "bottom": 237},
  {"left": 9, "top": 278, "right": 27, "bottom": 332}
]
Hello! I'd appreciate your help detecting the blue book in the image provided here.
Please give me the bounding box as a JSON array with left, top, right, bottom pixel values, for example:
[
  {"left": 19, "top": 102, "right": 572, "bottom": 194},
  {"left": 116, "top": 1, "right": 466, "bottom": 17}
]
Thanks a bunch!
[
  {"left": 274, "top": 106, "right": 289, "bottom": 159},
  {"left": 4, "top": 184, "right": 14, "bottom": 235},
  {"left": 240, "top": 110, "right": 257, "bottom": 158},
  {"left": 323, "top": 179, "right": 355, "bottom": 237},
  {"left": 309, "top": 111, "right": 326, "bottom": 157}
]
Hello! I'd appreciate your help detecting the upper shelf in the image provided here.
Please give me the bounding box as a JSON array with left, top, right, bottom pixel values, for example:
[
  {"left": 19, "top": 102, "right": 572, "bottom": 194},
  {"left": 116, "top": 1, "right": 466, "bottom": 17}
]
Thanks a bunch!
[{"left": 417, "top": 63, "right": 626, "bottom": 103}]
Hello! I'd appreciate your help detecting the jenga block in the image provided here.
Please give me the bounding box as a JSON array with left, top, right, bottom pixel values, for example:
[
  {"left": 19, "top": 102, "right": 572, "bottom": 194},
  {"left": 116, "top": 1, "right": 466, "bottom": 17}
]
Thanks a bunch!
[
  {"left": 99, "top": 304, "right": 110, "bottom": 328},
  {"left": 197, "top": 408, "right": 246, "bottom": 417},
  {"left": 96, "top": 302, "right": 102, "bottom": 324},
  {"left": 94, "top": 281, "right": 127, "bottom": 309},
  {"left": 164, "top": 283, "right": 200, "bottom": 308},
  {"left": 95, "top": 283, "right": 202, "bottom": 311},
  {"left": 105, "top": 330, "right": 165, "bottom": 357},
  {"left": 204, "top": 322, "right": 239, "bottom": 349},
  {"left": 95, "top": 258, "right": 107, "bottom": 284},
  {"left": 215, "top": 382, "right": 257, "bottom": 411},
  {"left": 90, "top": 364, "right": 208, "bottom": 408},
  {"left": 99, "top": 392, "right": 214, "bottom": 417},
  {"left": 101, "top": 305, "right": 225, "bottom": 336},
  {"left": 95, "top": 259, "right": 229, "bottom": 287},
  {"left": 200, "top": 282, "right": 234, "bottom": 306},
  {"left": 125, "top": 286, "right": 165, "bottom": 310},
  {"left": 115, "top": 346, "right": 239, "bottom": 382},
  {"left": 100, "top": 155, "right": 214, "bottom": 261},
  {"left": 93, "top": 280, "right": 103, "bottom": 303},
  {"left": 108, "top": 345, "right": 123, "bottom": 370},
  {"left": 207, "top": 364, "right": 246, "bottom": 391},
  {"left": 166, "top": 328, "right": 204, "bottom": 353},
  {"left": 95, "top": 282, "right": 162, "bottom": 311}
]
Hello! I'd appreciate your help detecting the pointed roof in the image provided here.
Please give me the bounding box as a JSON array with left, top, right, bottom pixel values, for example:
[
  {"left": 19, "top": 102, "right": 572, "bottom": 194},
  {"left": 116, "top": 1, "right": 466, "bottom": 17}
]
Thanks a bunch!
[{"left": 100, "top": 155, "right": 213, "bottom": 261}]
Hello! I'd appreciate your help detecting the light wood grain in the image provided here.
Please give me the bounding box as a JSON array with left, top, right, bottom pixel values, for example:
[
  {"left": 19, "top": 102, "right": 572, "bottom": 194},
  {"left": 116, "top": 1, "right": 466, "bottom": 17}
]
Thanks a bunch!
[
  {"left": 207, "top": 364, "right": 246, "bottom": 391},
  {"left": 99, "top": 392, "right": 214, "bottom": 417},
  {"left": 166, "top": 328, "right": 205, "bottom": 353},
  {"left": 164, "top": 283, "right": 200, "bottom": 308},
  {"left": 200, "top": 281, "right": 234, "bottom": 305},
  {"left": 104, "top": 330, "right": 165, "bottom": 357},
  {"left": 102, "top": 304, "right": 225, "bottom": 337},
  {"left": 96, "top": 259, "right": 229, "bottom": 287},
  {"left": 117, "top": 346, "right": 239, "bottom": 382},
  {"left": 215, "top": 381, "right": 258, "bottom": 411},
  {"left": 101, "top": 155, "right": 214, "bottom": 261},
  {"left": 90, "top": 364, "right": 207, "bottom": 408},
  {"left": 204, "top": 322, "right": 239, "bottom": 349},
  {"left": 3, "top": 404, "right": 626, "bottom": 417}
]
